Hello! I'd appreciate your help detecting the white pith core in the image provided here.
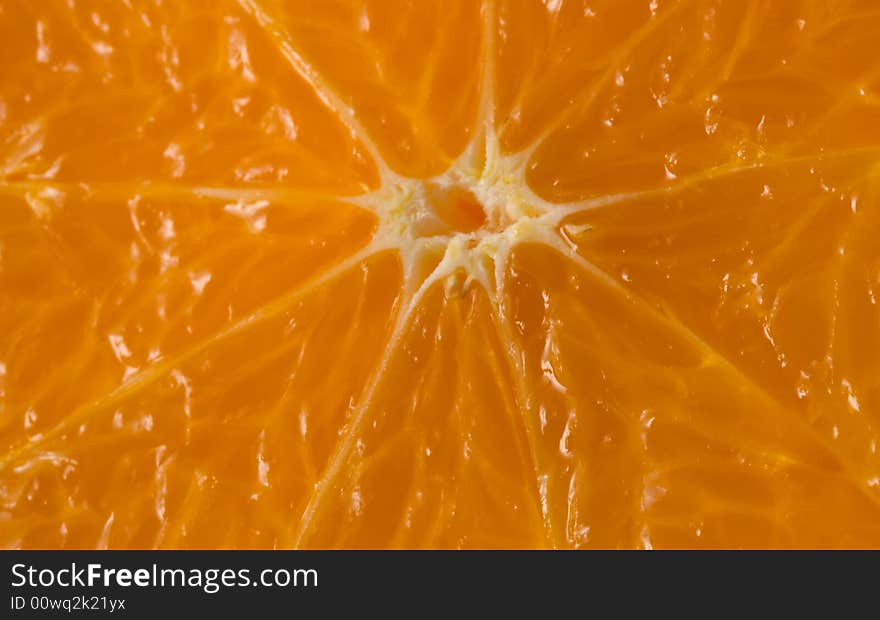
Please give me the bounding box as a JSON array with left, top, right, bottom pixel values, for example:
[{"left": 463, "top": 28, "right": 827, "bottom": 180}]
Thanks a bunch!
[{"left": 351, "top": 126, "right": 578, "bottom": 302}]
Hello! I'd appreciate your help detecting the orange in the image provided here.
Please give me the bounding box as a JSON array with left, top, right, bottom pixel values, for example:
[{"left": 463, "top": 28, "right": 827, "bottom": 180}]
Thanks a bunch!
[{"left": 2, "top": 0, "right": 880, "bottom": 549}]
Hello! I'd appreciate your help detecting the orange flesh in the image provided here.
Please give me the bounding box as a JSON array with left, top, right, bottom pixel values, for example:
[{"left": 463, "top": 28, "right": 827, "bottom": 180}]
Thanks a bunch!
[{"left": 1, "top": 1, "right": 880, "bottom": 549}]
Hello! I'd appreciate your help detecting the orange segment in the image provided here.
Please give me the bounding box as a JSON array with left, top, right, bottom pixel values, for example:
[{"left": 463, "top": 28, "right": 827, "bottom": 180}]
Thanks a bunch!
[
  {"left": 0, "top": 186, "right": 376, "bottom": 448},
  {"left": 243, "top": 0, "right": 484, "bottom": 177},
  {"left": 562, "top": 155, "right": 880, "bottom": 487},
  {"left": 504, "top": 243, "right": 880, "bottom": 548},
  {"left": 522, "top": 0, "right": 880, "bottom": 201},
  {"left": 0, "top": 1, "right": 377, "bottom": 190},
  {"left": 299, "top": 283, "right": 542, "bottom": 549},
  {"left": 2, "top": 250, "right": 400, "bottom": 548},
  {"left": 2, "top": 0, "right": 880, "bottom": 550}
]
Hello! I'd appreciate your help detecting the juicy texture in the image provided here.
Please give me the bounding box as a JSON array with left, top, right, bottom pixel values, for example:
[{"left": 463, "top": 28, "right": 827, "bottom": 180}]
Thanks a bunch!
[{"left": 2, "top": 0, "right": 880, "bottom": 549}]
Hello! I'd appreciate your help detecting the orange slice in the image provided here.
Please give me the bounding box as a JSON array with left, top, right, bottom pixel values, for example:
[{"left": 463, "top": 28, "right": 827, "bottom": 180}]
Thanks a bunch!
[{"left": 2, "top": 0, "right": 880, "bottom": 549}]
